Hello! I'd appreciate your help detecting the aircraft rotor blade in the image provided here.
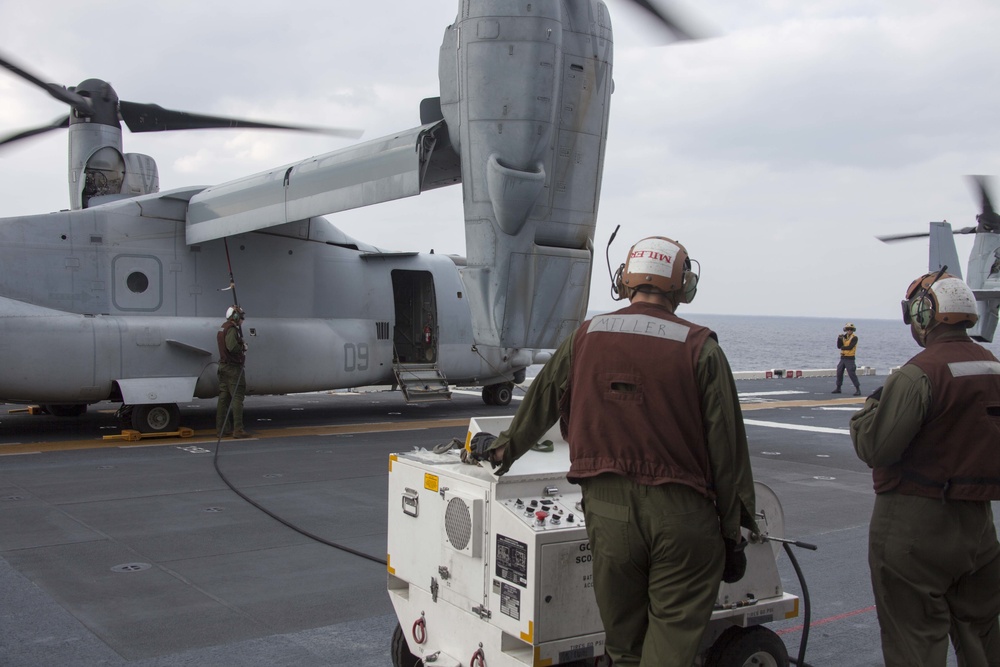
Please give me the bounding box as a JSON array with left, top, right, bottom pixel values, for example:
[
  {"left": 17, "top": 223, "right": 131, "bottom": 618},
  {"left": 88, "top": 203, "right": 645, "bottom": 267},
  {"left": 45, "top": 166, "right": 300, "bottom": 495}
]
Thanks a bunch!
[
  {"left": 625, "top": 0, "right": 710, "bottom": 41},
  {"left": 119, "top": 101, "right": 363, "bottom": 139},
  {"left": 0, "top": 53, "right": 93, "bottom": 112},
  {"left": 877, "top": 226, "right": 977, "bottom": 243},
  {"left": 877, "top": 231, "right": 932, "bottom": 243},
  {"left": 0, "top": 115, "right": 70, "bottom": 148},
  {"left": 969, "top": 174, "right": 1000, "bottom": 232}
]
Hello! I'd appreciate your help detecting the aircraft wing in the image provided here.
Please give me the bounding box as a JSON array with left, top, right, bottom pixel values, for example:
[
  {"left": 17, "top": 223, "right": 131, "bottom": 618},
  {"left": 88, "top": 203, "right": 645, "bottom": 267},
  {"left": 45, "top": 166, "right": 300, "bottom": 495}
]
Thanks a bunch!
[{"left": 185, "top": 121, "right": 459, "bottom": 244}]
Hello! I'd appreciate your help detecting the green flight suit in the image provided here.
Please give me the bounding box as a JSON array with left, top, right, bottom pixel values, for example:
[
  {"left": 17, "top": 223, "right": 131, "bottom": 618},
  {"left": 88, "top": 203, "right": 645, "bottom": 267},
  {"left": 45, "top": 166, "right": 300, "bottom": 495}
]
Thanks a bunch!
[
  {"left": 494, "top": 329, "right": 756, "bottom": 667},
  {"left": 851, "top": 361, "right": 1000, "bottom": 667},
  {"left": 216, "top": 326, "right": 247, "bottom": 435}
]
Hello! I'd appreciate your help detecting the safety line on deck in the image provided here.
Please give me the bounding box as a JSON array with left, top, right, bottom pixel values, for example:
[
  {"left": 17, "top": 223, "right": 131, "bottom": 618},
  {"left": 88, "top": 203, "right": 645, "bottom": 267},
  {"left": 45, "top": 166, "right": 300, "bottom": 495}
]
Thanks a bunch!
[
  {"left": 777, "top": 604, "right": 877, "bottom": 636},
  {"left": 743, "top": 419, "right": 850, "bottom": 435},
  {"left": 0, "top": 418, "right": 472, "bottom": 456},
  {"left": 741, "top": 397, "right": 864, "bottom": 411}
]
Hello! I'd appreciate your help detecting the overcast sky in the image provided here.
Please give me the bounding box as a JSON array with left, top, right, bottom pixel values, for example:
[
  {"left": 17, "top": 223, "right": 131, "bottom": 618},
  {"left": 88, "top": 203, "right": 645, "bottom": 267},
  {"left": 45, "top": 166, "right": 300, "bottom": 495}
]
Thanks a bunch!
[{"left": 2, "top": 0, "right": 999, "bottom": 321}]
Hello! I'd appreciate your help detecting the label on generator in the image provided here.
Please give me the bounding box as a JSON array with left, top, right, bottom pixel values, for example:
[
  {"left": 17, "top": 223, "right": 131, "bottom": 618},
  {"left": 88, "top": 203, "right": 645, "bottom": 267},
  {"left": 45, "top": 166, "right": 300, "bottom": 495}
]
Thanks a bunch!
[
  {"left": 496, "top": 534, "right": 528, "bottom": 587},
  {"left": 499, "top": 582, "right": 521, "bottom": 620}
]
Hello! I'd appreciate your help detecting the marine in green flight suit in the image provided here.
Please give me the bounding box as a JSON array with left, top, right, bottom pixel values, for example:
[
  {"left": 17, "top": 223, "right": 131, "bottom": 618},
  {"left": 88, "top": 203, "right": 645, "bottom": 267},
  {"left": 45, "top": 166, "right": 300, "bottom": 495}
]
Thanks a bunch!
[
  {"left": 851, "top": 271, "right": 1000, "bottom": 667},
  {"left": 471, "top": 236, "right": 757, "bottom": 667}
]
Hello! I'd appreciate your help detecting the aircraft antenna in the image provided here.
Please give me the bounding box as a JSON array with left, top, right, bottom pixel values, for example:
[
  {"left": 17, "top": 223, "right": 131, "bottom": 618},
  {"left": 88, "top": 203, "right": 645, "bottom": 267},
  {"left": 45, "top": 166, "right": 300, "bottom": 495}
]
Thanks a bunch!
[
  {"left": 220, "top": 238, "right": 247, "bottom": 342},
  {"left": 605, "top": 224, "right": 625, "bottom": 301},
  {"left": 222, "top": 238, "right": 240, "bottom": 310}
]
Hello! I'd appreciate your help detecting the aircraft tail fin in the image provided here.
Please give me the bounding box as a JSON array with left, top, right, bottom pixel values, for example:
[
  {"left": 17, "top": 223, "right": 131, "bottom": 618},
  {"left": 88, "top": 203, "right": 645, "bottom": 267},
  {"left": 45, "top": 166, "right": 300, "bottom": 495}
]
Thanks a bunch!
[{"left": 928, "top": 221, "right": 963, "bottom": 279}]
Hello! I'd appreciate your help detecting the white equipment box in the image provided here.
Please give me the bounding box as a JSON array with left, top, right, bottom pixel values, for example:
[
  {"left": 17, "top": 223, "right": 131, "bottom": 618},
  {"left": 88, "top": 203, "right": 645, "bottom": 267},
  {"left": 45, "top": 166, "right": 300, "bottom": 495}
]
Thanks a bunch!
[{"left": 387, "top": 416, "right": 799, "bottom": 667}]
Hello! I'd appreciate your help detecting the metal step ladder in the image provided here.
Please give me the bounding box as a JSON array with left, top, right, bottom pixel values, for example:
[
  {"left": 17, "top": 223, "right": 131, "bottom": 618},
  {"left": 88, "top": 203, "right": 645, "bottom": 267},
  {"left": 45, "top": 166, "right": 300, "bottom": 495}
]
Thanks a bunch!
[{"left": 393, "top": 363, "right": 452, "bottom": 403}]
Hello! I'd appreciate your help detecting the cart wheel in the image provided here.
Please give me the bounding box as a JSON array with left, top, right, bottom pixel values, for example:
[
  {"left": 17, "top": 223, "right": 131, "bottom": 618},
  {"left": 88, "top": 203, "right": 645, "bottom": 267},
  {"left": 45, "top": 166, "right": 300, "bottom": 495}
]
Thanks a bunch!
[
  {"left": 704, "top": 626, "right": 788, "bottom": 667},
  {"left": 391, "top": 622, "right": 420, "bottom": 667}
]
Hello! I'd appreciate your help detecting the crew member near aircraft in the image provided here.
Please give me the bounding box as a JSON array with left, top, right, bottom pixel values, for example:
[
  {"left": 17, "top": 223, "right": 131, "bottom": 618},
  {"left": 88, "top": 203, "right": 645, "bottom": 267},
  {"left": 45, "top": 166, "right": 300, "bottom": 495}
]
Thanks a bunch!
[
  {"left": 850, "top": 271, "right": 1000, "bottom": 667},
  {"left": 832, "top": 322, "right": 861, "bottom": 395},
  {"left": 216, "top": 305, "right": 251, "bottom": 439},
  {"left": 467, "top": 236, "right": 757, "bottom": 667}
]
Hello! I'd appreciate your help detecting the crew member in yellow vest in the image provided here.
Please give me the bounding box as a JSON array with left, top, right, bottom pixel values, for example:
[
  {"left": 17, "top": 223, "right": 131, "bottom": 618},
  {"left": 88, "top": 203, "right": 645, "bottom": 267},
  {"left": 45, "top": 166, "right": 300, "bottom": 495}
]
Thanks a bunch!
[{"left": 833, "top": 322, "right": 861, "bottom": 396}]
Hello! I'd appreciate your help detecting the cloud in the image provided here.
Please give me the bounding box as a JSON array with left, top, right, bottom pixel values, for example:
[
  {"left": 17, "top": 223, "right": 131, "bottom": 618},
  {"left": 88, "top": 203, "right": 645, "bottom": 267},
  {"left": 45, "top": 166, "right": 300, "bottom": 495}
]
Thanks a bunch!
[{"left": 2, "top": 0, "right": 999, "bottom": 323}]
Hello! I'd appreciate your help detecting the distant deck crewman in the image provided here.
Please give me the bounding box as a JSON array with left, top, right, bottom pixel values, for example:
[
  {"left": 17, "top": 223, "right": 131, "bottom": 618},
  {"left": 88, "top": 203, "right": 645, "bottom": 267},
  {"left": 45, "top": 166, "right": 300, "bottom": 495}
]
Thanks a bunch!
[
  {"left": 832, "top": 322, "right": 861, "bottom": 395},
  {"left": 217, "top": 306, "right": 250, "bottom": 439}
]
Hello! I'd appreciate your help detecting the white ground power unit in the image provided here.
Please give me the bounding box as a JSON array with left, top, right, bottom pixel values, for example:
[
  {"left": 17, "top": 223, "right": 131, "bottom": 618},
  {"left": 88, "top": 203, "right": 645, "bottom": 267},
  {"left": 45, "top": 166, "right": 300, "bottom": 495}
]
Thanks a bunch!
[{"left": 387, "top": 416, "right": 799, "bottom": 667}]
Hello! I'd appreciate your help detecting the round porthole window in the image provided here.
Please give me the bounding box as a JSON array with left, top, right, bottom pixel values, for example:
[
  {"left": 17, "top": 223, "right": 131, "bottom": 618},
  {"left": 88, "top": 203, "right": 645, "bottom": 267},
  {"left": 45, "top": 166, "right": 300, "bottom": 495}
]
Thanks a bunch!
[{"left": 126, "top": 271, "right": 149, "bottom": 293}]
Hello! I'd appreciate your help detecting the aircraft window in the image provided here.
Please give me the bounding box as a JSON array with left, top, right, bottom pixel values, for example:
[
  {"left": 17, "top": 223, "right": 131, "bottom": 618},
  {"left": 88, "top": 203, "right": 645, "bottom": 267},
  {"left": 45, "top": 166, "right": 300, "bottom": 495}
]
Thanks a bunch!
[{"left": 126, "top": 272, "right": 149, "bottom": 293}]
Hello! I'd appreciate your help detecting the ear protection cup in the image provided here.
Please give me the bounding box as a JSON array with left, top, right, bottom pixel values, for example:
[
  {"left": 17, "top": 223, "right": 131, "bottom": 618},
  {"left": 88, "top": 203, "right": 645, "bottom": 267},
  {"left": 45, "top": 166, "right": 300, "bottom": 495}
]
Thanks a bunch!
[
  {"left": 909, "top": 296, "right": 935, "bottom": 329},
  {"left": 679, "top": 270, "right": 698, "bottom": 304}
]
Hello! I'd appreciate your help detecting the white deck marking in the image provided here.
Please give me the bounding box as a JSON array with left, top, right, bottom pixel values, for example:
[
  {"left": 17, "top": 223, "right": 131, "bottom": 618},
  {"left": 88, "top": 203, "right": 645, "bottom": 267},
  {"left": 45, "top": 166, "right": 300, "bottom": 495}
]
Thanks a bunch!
[
  {"left": 737, "top": 390, "right": 809, "bottom": 398},
  {"left": 743, "top": 419, "right": 850, "bottom": 435}
]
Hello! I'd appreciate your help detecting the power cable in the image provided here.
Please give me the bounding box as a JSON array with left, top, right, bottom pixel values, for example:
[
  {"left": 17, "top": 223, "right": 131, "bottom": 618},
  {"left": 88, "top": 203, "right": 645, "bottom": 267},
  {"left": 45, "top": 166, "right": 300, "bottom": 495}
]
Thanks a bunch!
[{"left": 211, "top": 364, "right": 387, "bottom": 566}]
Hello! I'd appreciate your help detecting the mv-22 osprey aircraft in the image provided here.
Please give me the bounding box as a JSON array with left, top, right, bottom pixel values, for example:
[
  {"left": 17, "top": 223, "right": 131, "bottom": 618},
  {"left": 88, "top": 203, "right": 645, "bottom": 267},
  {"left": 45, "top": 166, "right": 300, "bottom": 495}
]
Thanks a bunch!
[
  {"left": 879, "top": 175, "right": 1000, "bottom": 344},
  {"left": 0, "top": 0, "right": 695, "bottom": 433}
]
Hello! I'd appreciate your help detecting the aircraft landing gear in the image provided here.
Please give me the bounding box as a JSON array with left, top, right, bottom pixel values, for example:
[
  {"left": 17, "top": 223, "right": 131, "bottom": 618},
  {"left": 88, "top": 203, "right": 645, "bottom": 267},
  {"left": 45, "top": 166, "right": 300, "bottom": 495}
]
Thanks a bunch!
[
  {"left": 117, "top": 403, "right": 181, "bottom": 433},
  {"left": 42, "top": 404, "right": 87, "bottom": 417},
  {"left": 481, "top": 382, "right": 514, "bottom": 407}
]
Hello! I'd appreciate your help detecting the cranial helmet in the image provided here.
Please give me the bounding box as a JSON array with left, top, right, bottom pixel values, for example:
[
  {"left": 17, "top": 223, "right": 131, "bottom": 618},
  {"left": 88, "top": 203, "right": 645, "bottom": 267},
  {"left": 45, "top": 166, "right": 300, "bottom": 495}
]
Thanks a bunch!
[
  {"left": 902, "top": 272, "right": 978, "bottom": 329},
  {"left": 226, "top": 305, "right": 245, "bottom": 321},
  {"left": 616, "top": 236, "right": 699, "bottom": 303},
  {"left": 844, "top": 323, "right": 856, "bottom": 332}
]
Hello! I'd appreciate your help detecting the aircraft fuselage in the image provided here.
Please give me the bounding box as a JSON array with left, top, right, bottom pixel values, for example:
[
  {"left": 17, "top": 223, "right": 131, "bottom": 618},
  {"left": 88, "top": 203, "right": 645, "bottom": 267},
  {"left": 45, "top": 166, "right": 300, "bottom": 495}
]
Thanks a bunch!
[{"left": 0, "top": 190, "right": 528, "bottom": 405}]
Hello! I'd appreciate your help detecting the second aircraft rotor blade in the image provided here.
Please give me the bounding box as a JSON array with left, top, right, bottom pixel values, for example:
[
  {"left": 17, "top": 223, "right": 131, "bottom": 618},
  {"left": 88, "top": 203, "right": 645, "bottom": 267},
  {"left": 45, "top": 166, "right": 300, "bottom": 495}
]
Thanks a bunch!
[
  {"left": 0, "top": 53, "right": 93, "bottom": 112},
  {"left": 119, "top": 101, "right": 363, "bottom": 139},
  {"left": 0, "top": 115, "right": 70, "bottom": 148}
]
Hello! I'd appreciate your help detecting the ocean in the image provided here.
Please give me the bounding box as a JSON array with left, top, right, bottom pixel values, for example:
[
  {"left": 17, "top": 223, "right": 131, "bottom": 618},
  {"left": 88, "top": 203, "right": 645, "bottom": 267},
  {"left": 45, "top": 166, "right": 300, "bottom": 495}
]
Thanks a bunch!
[{"left": 542, "top": 312, "right": 1000, "bottom": 376}]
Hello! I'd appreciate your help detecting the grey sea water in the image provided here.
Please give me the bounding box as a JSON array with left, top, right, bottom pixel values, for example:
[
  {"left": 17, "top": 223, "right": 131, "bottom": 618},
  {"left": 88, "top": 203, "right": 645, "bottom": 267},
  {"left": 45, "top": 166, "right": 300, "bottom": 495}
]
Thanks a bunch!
[
  {"left": 533, "top": 312, "right": 1000, "bottom": 376},
  {"left": 694, "top": 314, "right": 1000, "bottom": 374}
]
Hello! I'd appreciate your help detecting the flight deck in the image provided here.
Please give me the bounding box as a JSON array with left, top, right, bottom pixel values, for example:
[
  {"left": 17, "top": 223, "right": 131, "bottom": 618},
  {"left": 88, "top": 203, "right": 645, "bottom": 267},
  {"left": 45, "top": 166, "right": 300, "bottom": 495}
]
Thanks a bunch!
[{"left": 1, "top": 376, "right": 992, "bottom": 666}]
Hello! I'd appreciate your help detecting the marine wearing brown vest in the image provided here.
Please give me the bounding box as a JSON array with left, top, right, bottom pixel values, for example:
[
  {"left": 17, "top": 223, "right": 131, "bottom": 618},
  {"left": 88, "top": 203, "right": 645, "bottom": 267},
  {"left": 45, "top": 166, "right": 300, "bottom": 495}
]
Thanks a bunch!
[
  {"left": 873, "top": 339, "right": 1000, "bottom": 501},
  {"left": 562, "top": 300, "right": 717, "bottom": 497}
]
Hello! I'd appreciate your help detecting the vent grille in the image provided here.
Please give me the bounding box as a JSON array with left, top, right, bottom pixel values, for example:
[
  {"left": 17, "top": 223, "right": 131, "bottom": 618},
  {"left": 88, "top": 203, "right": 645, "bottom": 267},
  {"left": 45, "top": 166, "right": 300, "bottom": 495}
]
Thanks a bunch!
[{"left": 445, "top": 497, "right": 472, "bottom": 551}]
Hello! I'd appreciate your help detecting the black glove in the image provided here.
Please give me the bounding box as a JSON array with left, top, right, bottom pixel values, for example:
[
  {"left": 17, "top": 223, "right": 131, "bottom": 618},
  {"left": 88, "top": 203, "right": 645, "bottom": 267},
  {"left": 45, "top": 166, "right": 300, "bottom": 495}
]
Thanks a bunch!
[
  {"left": 868, "top": 386, "right": 883, "bottom": 401},
  {"left": 722, "top": 537, "right": 748, "bottom": 584},
  {"left": 464, "top": 432, "right": 500, "bottom": 468}
]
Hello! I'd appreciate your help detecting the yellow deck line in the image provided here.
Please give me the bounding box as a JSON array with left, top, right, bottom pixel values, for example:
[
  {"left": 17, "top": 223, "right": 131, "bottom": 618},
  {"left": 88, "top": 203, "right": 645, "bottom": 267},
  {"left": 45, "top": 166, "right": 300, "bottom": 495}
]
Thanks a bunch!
[
  {"left": 741, "top": 396, "right": 865, "bottom": 411},
  {"left": 1, "top": 396, "right": 865, "bottom": 456},
  {"left": 0, "top": 418, "right": 471, "bottom": 456}
]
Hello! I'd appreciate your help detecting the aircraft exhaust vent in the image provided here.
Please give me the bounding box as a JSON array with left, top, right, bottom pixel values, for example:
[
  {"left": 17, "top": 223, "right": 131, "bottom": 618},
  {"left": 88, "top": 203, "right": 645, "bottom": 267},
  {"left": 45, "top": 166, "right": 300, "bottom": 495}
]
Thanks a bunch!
[{"left": 443, "top": 490, "right": 483, "bottom": 558}]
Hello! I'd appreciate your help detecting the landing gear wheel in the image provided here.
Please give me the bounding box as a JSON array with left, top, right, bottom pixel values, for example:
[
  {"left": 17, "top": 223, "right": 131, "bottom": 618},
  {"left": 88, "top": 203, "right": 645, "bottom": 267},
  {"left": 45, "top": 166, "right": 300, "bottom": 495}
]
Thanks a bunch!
[
  {"left": 482, "top": 385, "right": 496, "bottom": 405},
  {"left": 704, "top": 626, "right": 788, "bottom": 667},
  {"left": 130, "top": 403, "right": 180, "bottom": 433},
  {"left": 42, "top": 404, "right": 87, "bottom": 417},
  {"left": 492, "top": 382, "right": 513, "bottom": 406},
  {"left": 390, "top": 622, "right": 420, "bottom": 667}
]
